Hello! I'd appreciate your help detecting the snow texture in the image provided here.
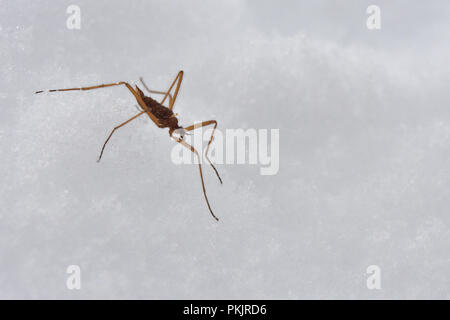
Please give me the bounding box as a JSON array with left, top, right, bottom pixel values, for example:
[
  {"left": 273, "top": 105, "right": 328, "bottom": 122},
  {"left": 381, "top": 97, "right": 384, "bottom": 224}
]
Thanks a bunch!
[{"left": 1, "top": 0, "right": 450, "bottom": 299}]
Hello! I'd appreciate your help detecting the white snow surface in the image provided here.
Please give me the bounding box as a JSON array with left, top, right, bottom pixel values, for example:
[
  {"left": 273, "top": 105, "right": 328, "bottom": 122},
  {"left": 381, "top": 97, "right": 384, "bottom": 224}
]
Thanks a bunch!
[{"left": 1, "top": 0, "right": 450, "bottom": 298}]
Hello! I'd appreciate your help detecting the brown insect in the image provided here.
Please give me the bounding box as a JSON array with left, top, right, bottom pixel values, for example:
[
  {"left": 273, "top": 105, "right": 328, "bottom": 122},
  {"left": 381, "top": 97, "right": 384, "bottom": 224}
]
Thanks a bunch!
[{"left": 35, "top": 71, "right": 222, "bottom": 221}]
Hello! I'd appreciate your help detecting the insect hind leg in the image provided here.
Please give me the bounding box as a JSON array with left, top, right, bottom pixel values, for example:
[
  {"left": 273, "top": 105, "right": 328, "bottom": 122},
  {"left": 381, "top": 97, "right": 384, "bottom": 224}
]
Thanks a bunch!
[{"left": 183, "top": 120, "right": 222, "bottom": 184}]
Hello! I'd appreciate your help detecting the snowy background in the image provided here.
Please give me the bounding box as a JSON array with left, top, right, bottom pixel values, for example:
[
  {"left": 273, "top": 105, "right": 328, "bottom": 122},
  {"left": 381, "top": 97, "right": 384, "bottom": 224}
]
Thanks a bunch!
[{"left": 1, "top": 0, "right": 450, "bottom": 299}]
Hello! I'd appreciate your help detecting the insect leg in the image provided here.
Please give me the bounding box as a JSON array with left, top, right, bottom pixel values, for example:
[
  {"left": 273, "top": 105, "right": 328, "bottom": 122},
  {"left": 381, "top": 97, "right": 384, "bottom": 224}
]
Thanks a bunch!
[
  {"left": 140, "top": 71, "right": 183, "bottom": 111},
  {"left": 35, "top": 81, "right": 135, "bottom": 94},
  {"left": 170, "top": 135, "right": 219, "bottom": 221},
  {"left": 97, "top": 111, "right": 146, "bottom": 162},
  {"left": 139, "top": 77, "right": 174, "bottom": 107},
  {"left": 183, "top": 120, "right": 222, "bottom": 184},
  {"left": 35, "top": 81, "right": 162, "bottom": 128},
  {"left": 164, "top": 71, "right": 183, "bottom": 111}
]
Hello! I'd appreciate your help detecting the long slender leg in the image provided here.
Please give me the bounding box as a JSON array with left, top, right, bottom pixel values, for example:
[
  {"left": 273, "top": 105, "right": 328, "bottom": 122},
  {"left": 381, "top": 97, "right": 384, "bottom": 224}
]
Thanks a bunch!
[
  {"left": 164, "top": 71, "right": 183, "bottom": 110},
  {"left": 140, "top": 71, "right": 183, "bottom": 111},
  {"left": 35, "top": 81, "right": 162, "bottom": 128},
  {"left": 139, "top": 77, "right": 173, "bottom": 107},
  {"left": 35, "top": 81, "right": 133, "bottom": 94},
  {"left": 170, "top": 135, "right": 219, "bottom": 221},
  {"left": 97, "top": 111, "right": 146, "bottom": 162},
  {"left": 183, "top": 120, "right": 222, "bottom": 184}
]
